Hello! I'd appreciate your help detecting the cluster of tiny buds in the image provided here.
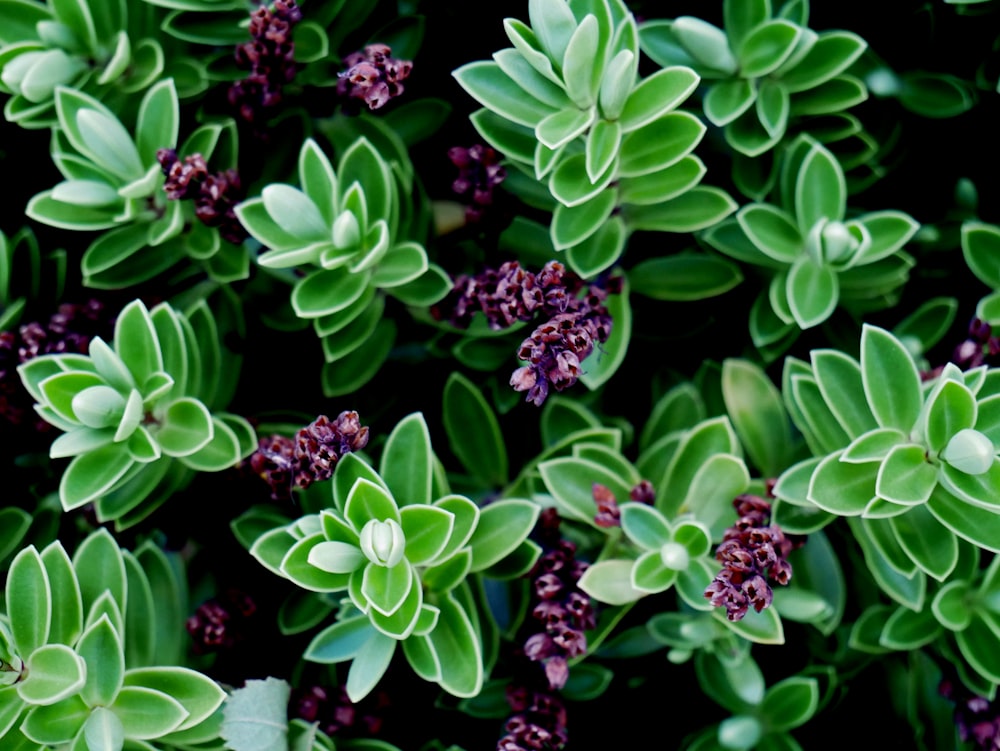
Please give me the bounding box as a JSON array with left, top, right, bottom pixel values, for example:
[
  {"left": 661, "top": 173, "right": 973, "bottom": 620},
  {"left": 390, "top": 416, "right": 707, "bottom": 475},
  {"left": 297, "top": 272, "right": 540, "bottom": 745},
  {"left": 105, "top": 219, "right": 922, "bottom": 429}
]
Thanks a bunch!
[
  {"left": 337, "top": 44, "right": 412, "bottom": 111},
  {"left": 156, "top": 149, "right": 247, "bottom": 244},
  {"left": 497, "top": 686, "right": 568, "bottom": 751},
  {"left": 228, "top": 0, "right": 302, "bottom": 131},
  {"left": 1, "top": 300, "right": 112, "bottom": 427},
  {"left": 592, "top": 479, "right": 655, "bottom": 528},
  {"left": 448, "top": 144, "right": 506, "bottom": 223},
  {"left": 940, "top": 677, "right": 1000, "bottom": 750},
  {"left": 249, "top": 411, "right": 370, "bottom": 500},
  {"left": 703, "top": 494, "right": 801, "bottom": 621},
  {"left": 522, "top": 510, "right": 595, "bottom": 691},
  {"left": 924, "top": 317, "right": 1000, "bottom": 380},
  {"left": 290, "top": 684, "right": 388, "bottom": 738},
  {"left": 185, "top": 587, "right": 257, "bottom": 653}
]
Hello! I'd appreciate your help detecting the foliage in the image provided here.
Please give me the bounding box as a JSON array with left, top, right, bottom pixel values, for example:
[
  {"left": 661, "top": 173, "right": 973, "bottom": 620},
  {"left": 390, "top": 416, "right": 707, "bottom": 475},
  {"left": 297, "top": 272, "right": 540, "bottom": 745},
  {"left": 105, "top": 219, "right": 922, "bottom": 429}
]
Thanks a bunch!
[{"left": 0, "top": 0, "right": 998, "bottom": 750}]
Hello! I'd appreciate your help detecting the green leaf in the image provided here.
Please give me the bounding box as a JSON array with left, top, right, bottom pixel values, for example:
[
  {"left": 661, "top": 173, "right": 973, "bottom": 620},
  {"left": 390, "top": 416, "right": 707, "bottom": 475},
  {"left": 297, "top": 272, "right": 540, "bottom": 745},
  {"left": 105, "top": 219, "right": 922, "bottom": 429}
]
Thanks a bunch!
[
  {"left": 760, "top": 677, "right": 819, "bottom": 732},
  {"left": 135, "top": 78, "right": 178, "bottom": 166},
  {"left": 715, "top": 604, "right": 785, "bottom": 645},
  {"left": 442, "top": 372, "right": 508, "bottom": 487},
  {"left": 551, "top": 189, "right": 616, "bottom": 250},
  {"left": 738, "top": 20, "right": 802, "bottom": 78},
  {"left": 379, "top": 412, "right": 432, "bottom": 507},
  {"left": 841, "top": 428, "right": 907, "bottom": 463},
  {"left": 578, "top": 559, "right": 644, "bottom": 604},
  {"left": 400, "top": 505, "right": 455, "bottom": 566},
  {"left": 83, "top": 706, "right": 125, "bottom": 751},
  {"left": 291, "top": 267, "right": 371, "bottom": 318},
  {"left": 888, "top": 503, "right": 958, "bottom": 581},
  {"left": 963, "top": 222, "right": 1000, "bottom": 288},
  {"left": 540, "top": 456, "right": 631, "bottom": 526},
  {"left": 362, "top": 560, "right": 415, "bottom": 618},
  {"left": 111, "top": 685, "right": 188, "bottom": 738},
  {"left": 756, "top": 79, "right": 790, "bottom": 138},
  {"left": 426, "top": 590, "right": 483, "bottom": 697},
  {"left": 670, "top": 17, "right": 736, "bottom": 74},
  {"left": 704, "top": 78, "right": 757, "bottom": 127},
  {"left": 861, "top": 324, "right": 923, "bottom": 432},
  {"left": 345, "top": 630, "right": 396, "bottom": 702},
  {"left": 345, "top": 479, "right": 401, "bottom": 530},
  {"left": 737, "top": 204, "right": 803, "bottom": 264},
  {"left": 620, "top": 65, "right": 699, "bottom": 133},
  {"left": 564, "top": 214, "right": 626, "bottom": 277},
  {"left": 452, "top": 61, "right": 556, "bottom": 128},
  {"left": 579, "top": 274, "right": 630, "bottom": 389},
  {"left": 561, "top": 14, "right": 600, "bottom": 107},
  {"left": 220, "top": 677, "right": 289, "bottom": 751},
  {"left": 722, "top": 358, "right": 792, "bottom": 477},
  {"left": 807, "top": 451, "right": 876, "bottom": 515},
  {"left": 795, "top": 141, "right": 845, "bottom": 229},
  {"left": 925, "top": 380, "right": 977, "bottom": 453},
  {"left": 73, "top": 529, "right": 126, "bottom": 619},
  {"left": 20, "top": 695, "right": 90, "bottom": 745},
  {"left": 780, "top": 30, "right": 867, "bottom": 92},
  {"left": 114, "top": 300, "right": 162, "bottom": 389},
  {"left": 618, "top": 112, "right": 705, "bottom": 177},
  {"left": 810, "top": 349, "right": 878, "bottom": 438},
  {"left": 153, "top": 397, "right": 213, "bottom": 457},
  {"left": 625, "top": 186, "right": 737, "bottom": 233},
  {"left": 17, "top": 644, "right": 86, "bottom": 706},
  {"left": 468, "top": 499, "right": 539, "bottom": 571},
  {"left": 78, "top": 615, "right": 124, "bottom": 707},
  {"left": 549, "top": 151, "right": 615, "bottom": 207},
  {"left": 60, "top": 443, "right": 134, "bottom": 510},
  {"left": 628, "top": 253, "right": 743, "bottom": 301},
  {"left": 620, "top": 503, "right": 672, "bottom": 550},
  {"left": 617, "top": 156, "right": 705, "bottom": 205}
]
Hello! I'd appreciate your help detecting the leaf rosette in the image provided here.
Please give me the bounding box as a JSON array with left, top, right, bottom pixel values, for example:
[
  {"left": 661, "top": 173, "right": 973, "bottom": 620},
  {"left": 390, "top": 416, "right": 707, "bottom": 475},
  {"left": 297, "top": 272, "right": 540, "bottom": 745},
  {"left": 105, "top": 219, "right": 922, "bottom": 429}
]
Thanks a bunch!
[
  {"left": 774, "top": 323, "right": 1000, "bottom": 583},
  {"left": 235, "top": 137, "right": 451, "bottom": 396},
  {"left": 454, "top": 0, "right": 737, "bottom": 275},
  {"left": 249, "top": 413, "right": 540, "bottom": 702},
  {"left": 639, "top": 0, "right": 868, "bottom": 157},
  {"left": 703, "top": 135, "right": 918, "bottom": 344},
  {"left": 17, "top": 298, "right": 255, "bottom": 524}
]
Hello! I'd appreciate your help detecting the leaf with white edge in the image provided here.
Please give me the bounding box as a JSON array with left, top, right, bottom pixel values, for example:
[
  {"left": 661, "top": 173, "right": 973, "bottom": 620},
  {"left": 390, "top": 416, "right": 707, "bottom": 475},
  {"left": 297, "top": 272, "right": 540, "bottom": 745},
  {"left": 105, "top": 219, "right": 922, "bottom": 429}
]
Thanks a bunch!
[
  {"left": 561, "top": 14, "right": 600, "bottom": 107},
  {"left": 578, "top": 559, "right": 645, "bottom": 605},
  {"left": 841, "top": 427, "right": 906, "bottom": 463},
  {"left": 442, "top": 372, "right": 508, "bottom": 487},
  {"left": 78, "top": 615, "right": 124, "bottom": 707},
  {"left": 704, "top": 78, "right": 757, "bottom": 127},
  {"left": 220, "top": 677, "right": 290, "bottom": 751},
  {"left": 135, "top": 78, "right": 178, "bottom": 167},
  {"left": 111, "top": 685, "right": 188, "bottom": 739},
  {"left": 807, "top": 451, "right": 876, "bottom": 515},
  {"left": 344, "top": 479, "right": 401, "bottom": 531},
  {"left": 178, "top": 416, "right": 242, "bottom": 472},
  {"left": 810, "top": 349, "right": 878, "bottom": 438},
  {"left": 579, "top": 274, "right": 629, "bottom": 389},
  {"left": 426, "top": 590, "right": 483, "bottom": 697},
  {"left": 452, "top": 61, "right": 556, "bottom": 128},
  {"left": 924, "top": 380, "right": 978, "bottom": 454},
  {"left": 261, "top": 184, "right": 329, "bottom": 242},
  {"left": 83, "top": 706, "right": 125, "bottom": 751},
  {"left": 528, "top": 0, "right": 577, "bottom": 64},
  {"left": 281, "top": 533, "right": 351, "bottom": 592},
  {"left": 362, "top": 561, "right": 414, "bottom": 617},
  {"left": 888, "top": 503, "right": 958, "bottom": 581},
  {"left": 786, "top": 255, "right": 838, "bottom": 329},
  {"left": 73, "top": 529, "right": 126, "bottom": 618},
  {"left": 625, "top": 186, "right": 737, "bottom": 233},
  {"left": 861, "top": 324, "right": 923, "bottom": 432},
  {"left": 599, "top": 48, "right": 636, "bottom": 119},
  {"left": 60, "top": 443, "right": 135, "bottom": 510},
  {"left": 681, "top": 453, "right": 751, "bottom": 539},
  {"left": 380, "top": 412, "right": 433, "bottom": 507},
  {"left": 20, "top": 695, "right": 90, "bottom": 745},
  {"left": 794, "top": 142, "right": 845, "bottom": 229},
  {"left": 114, "top": 300, "right": 162, "bottom": 389},
  {"left": 875, "top": 443, "right": 937, "bottom": 506},
  {"left": 539, "top": 457, "right": 632, "bottom": 526},
  {"left": 76, "top": 108, "right": 144, "bottom": 182},
  {"left": 153, "top": 397, "right": 213, "bottom": 457},
  {"left": 619, "top": 502, "right": 672, "bottom": 550},
  {"left": 738, "top": 20, "right": 802, "bottom": 78},
  {"left": 760, "top": 677, "right": 818, "bottom": 733},
  {"left": 17, "top": 644, "right": 86, "bottom": 706},
  {"left": 468, "top": 499, "right": 540, "bottom": 571},
  {"left": 400, "top": 505, "right": 455, "bottom": 565},
  {"left": 305, "top": 616, "right": 374, "bottom": 664},
  {"left": 714, "top": 604, "right": 784, "bottom": 645},
  {"left": 962, "top": 221, "right": 1000, "bottom": 288},
  {"left": 619, "top": 66, "right": 700, "bottom": 133},
  {"left": 549, "top": 151, "right": 615, "bottom": 207},
  {"left": 853, "top": 210, "right": 920, "bottom": 265},
  {"left": 345, "top": 630, "right": 396, "bottom": 702},
  {"left": 670, "top": 17, "right": 737, "bottom": 74},
  {"left": 628, "top": 253, "right": 742, "bottom": 302}
]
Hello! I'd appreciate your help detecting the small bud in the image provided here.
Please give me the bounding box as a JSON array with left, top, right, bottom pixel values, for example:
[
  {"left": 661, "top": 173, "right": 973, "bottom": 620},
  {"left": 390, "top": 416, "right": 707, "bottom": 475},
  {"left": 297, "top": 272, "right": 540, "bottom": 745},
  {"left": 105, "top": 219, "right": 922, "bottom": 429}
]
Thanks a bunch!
[
  {"left": 358, "top": 518, "right": 406, "bottom": 567},
  {"left": 942, "top": 428, "right": 996, "bottom": 476}
]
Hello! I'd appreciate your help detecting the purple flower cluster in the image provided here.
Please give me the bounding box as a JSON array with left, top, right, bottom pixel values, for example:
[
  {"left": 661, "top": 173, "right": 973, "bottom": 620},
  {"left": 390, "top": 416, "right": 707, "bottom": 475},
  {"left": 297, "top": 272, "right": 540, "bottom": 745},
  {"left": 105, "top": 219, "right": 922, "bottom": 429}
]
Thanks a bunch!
[
  {"left": 498, "top": 686, "right": 568, "bottom": 751},
  {"left": 290, "top": 684, "right": 388, "bottom": 738},
  {"left": 924, "top": 317, "right": 1000, "bottom": 380},
  {"left": 156, "top": 149, "right": 247, "bottom": 244},
  {"left": 186, "top": 587, "right": 257, "bottom": 653},
  {"left": 338, "top": 44, "right": 412, "bottom": 111},
  {"left": 249, "top": 411, "right": 370, "bottom": 500},
  {"left": 228, "top": 0, "right": 302, "bottom": 130},
  {"left": 433, "top": 260, "right": 619, "bottom": 406},
  {"left": 704, "top": 494, "right": 799, "bottom": 621},
  {"left": 591, "top": 479, "right": 655, "bottom": 528},
  {"left": 448, "top": 144, "right": 506, "bottom": 223},
  {"left": 940, "top": 677, "right": 1000, "bottom": 750},
  {"left": 522, "top": 512, "right": 596, "bottom": 691},
  {"left": 1, "top": 300, "right": 112, "bottom": 427}
]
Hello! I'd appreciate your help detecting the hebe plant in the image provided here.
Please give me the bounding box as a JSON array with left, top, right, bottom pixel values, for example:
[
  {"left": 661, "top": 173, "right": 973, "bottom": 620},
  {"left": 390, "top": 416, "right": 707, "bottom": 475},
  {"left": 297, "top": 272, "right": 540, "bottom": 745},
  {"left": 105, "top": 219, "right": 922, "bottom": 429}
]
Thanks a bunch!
[{"left": 0, "top": 0, "right": 999, "bottom": 749}]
